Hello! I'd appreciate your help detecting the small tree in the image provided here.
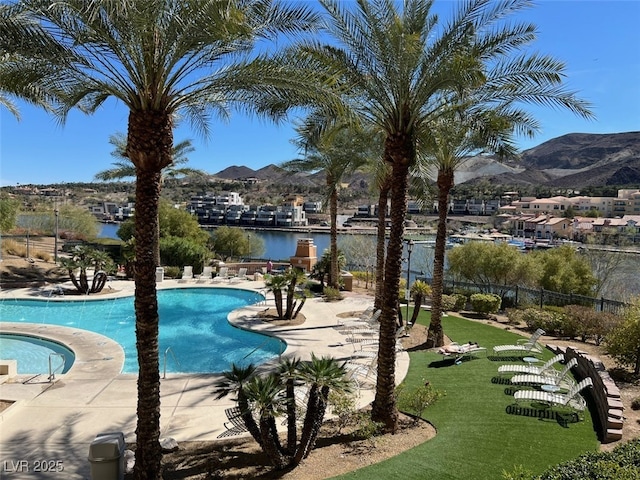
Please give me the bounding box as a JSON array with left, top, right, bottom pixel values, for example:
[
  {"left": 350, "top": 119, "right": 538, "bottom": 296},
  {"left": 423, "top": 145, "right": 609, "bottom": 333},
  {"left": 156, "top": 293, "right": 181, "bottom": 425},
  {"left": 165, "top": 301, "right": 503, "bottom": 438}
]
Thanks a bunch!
[
  {"left": 605, "top": 298, "right": 640, "bottom": 374},
  {"left": 215, "top": 355, "right": 353, "bottom": 471},
  {"left": 59, "top": 245, "right": 115, "bottom": 294}
]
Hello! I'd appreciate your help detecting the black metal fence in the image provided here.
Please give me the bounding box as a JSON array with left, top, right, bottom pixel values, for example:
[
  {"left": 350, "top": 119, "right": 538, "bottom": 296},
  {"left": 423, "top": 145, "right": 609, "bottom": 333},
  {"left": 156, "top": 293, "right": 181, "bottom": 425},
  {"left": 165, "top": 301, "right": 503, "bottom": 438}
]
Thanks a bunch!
[{"left": 417, "top": 277, "right": 629, "bottom": 315}]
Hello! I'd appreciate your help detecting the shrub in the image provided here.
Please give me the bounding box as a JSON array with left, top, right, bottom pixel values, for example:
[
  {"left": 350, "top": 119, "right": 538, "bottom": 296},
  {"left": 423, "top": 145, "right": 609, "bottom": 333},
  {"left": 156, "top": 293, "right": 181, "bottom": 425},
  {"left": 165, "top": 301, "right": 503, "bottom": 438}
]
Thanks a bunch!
[
  {"left": 33, "top": 251, "right": 51, "bottom": 262},
  {"left": 323, "top": 286, "right": 343, "bottom": 302},
  {"left": 396, "top": 382, "right": 444, "bottom": 422},
  {"left": 534, "top": 438, "right": 640, "bottom": 479},
  {"left": 441, "top": 294, "right": 457, "bottom": 312},
  {"left": 505, "top": 308, "right": 524, "bottom": 326},
  {"left": 2, "top": 239, "right": 27, "bottom": 257},
  {"left": 521, "top": 308, "right": 564, "bottom": 335},
  {"left": 162, "top": 266, "right": 181, "bottom": 279},
  {"left": 328, "top": 391, "right": 358, "bottom": 434},
  {"left": 452, "top": 293, "right": 467, "bottom": 311},
  {"left": 469, "top": 293, "right": 502, "bottom": 317},
  {"left": 631, "top": 397, "right": 640, "bottom": 410},
  {"left": 563, "top": 305, "right": 621, "bottom": 345}
]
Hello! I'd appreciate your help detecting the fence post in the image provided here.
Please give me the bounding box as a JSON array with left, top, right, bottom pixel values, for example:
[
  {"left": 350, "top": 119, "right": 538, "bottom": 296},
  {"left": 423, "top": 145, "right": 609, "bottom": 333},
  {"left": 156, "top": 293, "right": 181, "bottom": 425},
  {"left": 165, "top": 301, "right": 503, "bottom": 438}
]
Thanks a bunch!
[
  {"left": 515, "top": 285, "right": 519, "bottom": 308},
  {"left": 540, "top": 288, "right": 544, "bottom": 309}
]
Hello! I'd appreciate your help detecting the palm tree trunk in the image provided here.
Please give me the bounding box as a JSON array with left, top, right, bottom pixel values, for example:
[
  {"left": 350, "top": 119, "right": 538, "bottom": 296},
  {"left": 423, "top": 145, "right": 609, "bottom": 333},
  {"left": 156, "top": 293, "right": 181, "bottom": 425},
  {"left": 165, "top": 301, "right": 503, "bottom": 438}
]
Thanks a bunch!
[
  {"left": 329, "top": 178, "right": 339, "bottom": 289},
  {"left": 425, "top": 167, "right": 454, "bottom": 349},
  {"left": 132, "top": 167, "right": 163, "bottom": 480},
  {"left": 260, "top": 417, "right": 290, "bottom": 470},
  {"left": 374, "top": 176, "right": 391, "bottom": 311},
  {"left": 371, "top": 138, "right": 411, "bottom": 433},
  {"left": 410, "top": 293, "right": 423, "bottom": 324},
  {"left": 128, "top": 110, "right": 173, "bottom": 480},
  {"left": 294, "top": 385, "right": 320, "bottom": 463}
]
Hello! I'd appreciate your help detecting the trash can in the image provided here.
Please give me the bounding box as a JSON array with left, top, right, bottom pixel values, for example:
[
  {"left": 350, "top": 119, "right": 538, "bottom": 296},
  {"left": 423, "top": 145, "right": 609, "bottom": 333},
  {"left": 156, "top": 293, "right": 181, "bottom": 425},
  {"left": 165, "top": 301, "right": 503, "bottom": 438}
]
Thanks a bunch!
[
  {"left": 155, "top": 267, "right": 164, "bottom": 282},
  {"left": 88, "top": 432, "right": 125, "bottom": 480}
]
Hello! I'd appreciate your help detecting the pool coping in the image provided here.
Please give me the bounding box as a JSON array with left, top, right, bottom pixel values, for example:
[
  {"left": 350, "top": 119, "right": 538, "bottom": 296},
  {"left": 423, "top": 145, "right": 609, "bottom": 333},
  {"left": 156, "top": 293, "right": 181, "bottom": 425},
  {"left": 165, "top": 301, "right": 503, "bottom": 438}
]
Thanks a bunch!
[{"left": 0, "top": 322, "right": 125, "bottom": 383}]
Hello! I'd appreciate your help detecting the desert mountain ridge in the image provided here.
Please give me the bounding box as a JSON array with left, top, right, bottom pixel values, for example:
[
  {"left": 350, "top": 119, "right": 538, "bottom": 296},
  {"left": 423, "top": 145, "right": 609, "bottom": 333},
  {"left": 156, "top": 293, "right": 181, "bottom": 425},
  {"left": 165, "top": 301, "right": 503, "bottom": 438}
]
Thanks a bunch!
[{"left": 213, "top": 131, "right": 640, "bottom": 190}]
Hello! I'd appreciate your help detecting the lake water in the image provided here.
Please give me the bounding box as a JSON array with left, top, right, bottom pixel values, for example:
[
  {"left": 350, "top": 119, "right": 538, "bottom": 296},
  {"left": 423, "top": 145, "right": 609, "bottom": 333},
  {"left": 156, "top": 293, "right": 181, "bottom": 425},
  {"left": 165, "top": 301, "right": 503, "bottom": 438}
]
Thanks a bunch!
[{"left": 97, "top": 223, "right": 433, "bottom": 282}]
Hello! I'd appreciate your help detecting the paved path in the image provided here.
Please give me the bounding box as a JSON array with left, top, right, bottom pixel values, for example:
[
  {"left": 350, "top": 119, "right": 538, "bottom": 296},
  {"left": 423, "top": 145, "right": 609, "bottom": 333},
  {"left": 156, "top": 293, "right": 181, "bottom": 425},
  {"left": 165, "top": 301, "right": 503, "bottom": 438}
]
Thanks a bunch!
[{"left": 0, "top": 279, "right": 408, "bottom": 479}]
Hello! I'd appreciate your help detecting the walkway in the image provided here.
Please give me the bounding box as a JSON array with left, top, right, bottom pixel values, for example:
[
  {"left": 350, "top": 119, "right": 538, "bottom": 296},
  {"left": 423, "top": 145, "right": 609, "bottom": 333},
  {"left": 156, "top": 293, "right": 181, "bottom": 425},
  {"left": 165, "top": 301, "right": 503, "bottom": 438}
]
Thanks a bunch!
[{"left": 0, "top": 278, "right": 409, "bottom": 479}]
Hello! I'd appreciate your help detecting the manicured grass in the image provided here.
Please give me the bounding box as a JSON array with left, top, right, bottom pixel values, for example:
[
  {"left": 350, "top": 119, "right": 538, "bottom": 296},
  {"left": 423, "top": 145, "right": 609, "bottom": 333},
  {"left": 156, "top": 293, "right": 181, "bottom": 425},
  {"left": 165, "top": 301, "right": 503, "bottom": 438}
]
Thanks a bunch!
[{"left": 332, "top": 311, "right": 599, "bottom": 479}]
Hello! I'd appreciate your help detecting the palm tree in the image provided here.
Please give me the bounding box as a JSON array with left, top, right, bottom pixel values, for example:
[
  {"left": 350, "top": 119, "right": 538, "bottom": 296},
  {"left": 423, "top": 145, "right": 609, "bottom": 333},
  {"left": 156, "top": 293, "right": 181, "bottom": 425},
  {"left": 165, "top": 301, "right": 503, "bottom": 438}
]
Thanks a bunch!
[
  {"left": 304, "top": 0, "right": 592, "bottom": 433},
  {"left": 283, "top": 117, "right": 376, "bottom": 289},
  {"left": 293, "top": 355, "right": 352, "bottom": 464},
  {"left": 1, "top": 2, "right": 327, "bottom": 477},
  {"left": 0, "top": 4, "right": 57, "bottom": 118},
  {"left": 212, "top": 363, "right": 262, "bottom": 448},
  {"left": 95, "top": 133, "right": 203, "bottom": 182}
]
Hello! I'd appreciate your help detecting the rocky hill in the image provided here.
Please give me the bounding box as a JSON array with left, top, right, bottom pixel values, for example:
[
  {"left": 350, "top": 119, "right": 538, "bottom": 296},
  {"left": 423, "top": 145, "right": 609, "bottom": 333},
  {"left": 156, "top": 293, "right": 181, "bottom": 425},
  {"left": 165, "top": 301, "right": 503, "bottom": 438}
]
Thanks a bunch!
[
  {"left": 460, "top": 131, "right": 640, "bottom": 188},
  {"left": 212, "top": 131, "right": 640, "bottom": 190}
]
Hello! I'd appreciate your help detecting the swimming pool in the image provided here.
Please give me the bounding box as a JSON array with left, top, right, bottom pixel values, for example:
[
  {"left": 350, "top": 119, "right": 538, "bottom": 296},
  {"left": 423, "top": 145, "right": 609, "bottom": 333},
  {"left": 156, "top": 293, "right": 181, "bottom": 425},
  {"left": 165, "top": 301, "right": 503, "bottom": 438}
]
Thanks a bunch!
[
  {"left": 0, "top": 288, "right": 285, "bottom": 374},
  {"left": 0, "top": 333, "right": 75, "bottom": 375}
]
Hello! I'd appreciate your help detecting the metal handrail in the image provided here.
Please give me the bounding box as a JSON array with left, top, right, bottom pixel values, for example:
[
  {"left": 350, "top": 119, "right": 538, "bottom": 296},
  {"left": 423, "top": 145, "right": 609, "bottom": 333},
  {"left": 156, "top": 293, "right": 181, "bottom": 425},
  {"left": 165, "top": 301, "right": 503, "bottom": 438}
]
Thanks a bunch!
[
  {"left": 243, "top": 336, "right": 285, "bottom": 361},
  {"left": 48, "top": 353, "right": 65, "bottom": 381},
  {"left": 163, "top": 346, "right": 180, "bottom": 379}
]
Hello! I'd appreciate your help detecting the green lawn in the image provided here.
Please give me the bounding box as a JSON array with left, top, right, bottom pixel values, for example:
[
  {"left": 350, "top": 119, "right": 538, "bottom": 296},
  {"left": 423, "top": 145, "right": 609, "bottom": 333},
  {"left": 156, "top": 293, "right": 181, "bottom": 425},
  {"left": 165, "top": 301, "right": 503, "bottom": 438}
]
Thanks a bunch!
[{"left": 332, "top": 311, "right": 599, "bottom": 479}]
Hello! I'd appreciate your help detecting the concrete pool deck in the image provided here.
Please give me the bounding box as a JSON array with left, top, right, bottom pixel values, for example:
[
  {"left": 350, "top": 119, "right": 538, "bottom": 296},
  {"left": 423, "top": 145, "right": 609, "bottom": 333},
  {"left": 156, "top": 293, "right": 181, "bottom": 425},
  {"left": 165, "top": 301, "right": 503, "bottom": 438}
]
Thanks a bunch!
[{"left": 0, "top": 278, "right": 409, "bottom": 479}]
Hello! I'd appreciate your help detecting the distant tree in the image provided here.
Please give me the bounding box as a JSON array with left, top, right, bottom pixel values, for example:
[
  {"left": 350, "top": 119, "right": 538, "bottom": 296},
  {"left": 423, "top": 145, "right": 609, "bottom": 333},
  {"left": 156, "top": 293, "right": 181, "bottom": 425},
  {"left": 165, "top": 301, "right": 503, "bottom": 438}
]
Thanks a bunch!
[
  {"left": 578, "top": 239, "right": 627, "bottom": 297},
  {"left": 95, "top": 133, "right": 204, "bottom": 182},
  {"left": 283, "top": 117, "right": 376, "bottom": 288},
  {"left": 210, "top": 226, "right": 253, "bottom": 261},
  {"left": 533, "top": 245, "right": 597, "bottom": 296},
  {"left": 338, "top": 235, "right": 377, "bottom": 288},
  {"left": 18, "top": 206, "right": 99, "bottom": 240},
  {"left": 0, "top": 196, "right": 20, "bottom": 232},
  {"left": 447, "top": 242, "right": 540, "bottom": 297},
  {"left": 118, "top": 201, "right": 208, "bottom": 245},
  {"left": 605, "top": 298, "right": 640, "bottom": 374}
]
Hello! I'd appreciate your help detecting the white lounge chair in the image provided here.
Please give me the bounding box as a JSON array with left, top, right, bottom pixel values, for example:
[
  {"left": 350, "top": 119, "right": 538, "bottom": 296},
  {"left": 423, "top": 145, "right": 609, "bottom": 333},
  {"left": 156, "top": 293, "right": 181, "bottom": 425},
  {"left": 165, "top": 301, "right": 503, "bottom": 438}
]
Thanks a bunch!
[
  {"left": 513, "top": 377, "right": 593, "bottom": 417},
  {"left": 510, "top": 358, "right": 578, "bottom": 389},
  {"left": 343, "top": 355, "right": 377, "bottom": 389},
  {"left": 212, "top": 266, "right": 229, "bottom": 283},
  {"left": 196, "top": 266, "right": 213, "bottom": 283},
  {"left": 177, "top": 266, "right": 193, "bottom": 283},
  {"left": 229, "top": 267, "right": 248, "bottom": 284},
  {"left": 498, "top": 353, "right": 565, "bottom": 377},
  {"left": 493, "top": 328, "right": 545, "bottom": 357}
]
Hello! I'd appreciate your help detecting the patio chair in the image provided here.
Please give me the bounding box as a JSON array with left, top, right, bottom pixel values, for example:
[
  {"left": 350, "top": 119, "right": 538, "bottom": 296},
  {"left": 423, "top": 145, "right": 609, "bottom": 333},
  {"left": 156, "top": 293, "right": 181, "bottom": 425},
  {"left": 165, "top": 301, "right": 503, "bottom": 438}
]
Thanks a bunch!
[
  {"left": 493, "top": 328, "right": 545, "bottom": 357},
  {"left": 343, "top": 355, "right": 377, "bottom": 389},
  {"left": 177, "top": 266, "right": 193, "bottom": 283},
  {"left": 510, "top": 358, "right": 578, "bottom": 389},
  {"left": 498, "top": 353, "right": 565, "bottom": 377},
  {"left": 335, "top": 309, "right": 381, "bottom": 331},
  {"left": 196, "top": 266, "right": 213, "bottom": 283},
  {"left": 512, "top": 377, "right": 593, "bottom": 417},
  {"left": 229, "top": 267, "right": 248, "bottom": 284},
  {"left": 212, "top": 266, "right": 229, "bottom": 283},
  {"left": 217, "top": 407, "right": 249, "bottom": 438},
  {"left": 335, "top": 306, "right": 374, "bottom": 327}
]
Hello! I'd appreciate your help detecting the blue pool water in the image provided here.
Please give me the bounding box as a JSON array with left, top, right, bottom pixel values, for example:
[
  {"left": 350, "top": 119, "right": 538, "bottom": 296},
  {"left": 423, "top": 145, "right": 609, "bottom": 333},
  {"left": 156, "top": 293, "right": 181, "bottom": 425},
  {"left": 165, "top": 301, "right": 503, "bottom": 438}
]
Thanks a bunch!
[
  {"left": 0, "top": 288, "right": 285, "bottom": 374},
  {"left": 0, "top": 334, "right": 75, "bottom": 375}
]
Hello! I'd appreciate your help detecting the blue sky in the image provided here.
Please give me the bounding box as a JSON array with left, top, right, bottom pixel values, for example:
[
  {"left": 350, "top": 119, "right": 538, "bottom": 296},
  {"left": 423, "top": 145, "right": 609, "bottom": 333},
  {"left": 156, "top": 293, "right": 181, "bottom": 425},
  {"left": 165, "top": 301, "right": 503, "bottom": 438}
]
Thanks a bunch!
[{"left": 1, "top": 0, "right": 639, "bottom": 187}]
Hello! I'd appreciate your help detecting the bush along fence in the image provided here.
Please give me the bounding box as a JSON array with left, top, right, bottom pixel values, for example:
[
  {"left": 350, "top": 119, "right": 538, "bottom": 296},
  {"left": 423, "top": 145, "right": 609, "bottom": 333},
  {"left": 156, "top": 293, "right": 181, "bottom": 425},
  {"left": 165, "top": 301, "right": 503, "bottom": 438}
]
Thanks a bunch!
[
  {"left": 546, "top": 343, "right": 624, "bottom": 443},
  {"left": 417, "top": 277, "right": 629, "bottom": 315}
]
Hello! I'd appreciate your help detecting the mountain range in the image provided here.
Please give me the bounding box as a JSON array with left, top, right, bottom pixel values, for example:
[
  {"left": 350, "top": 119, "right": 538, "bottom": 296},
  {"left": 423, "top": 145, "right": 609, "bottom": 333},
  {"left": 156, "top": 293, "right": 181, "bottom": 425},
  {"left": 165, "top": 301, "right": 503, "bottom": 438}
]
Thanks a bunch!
[{"left": 212, "top": 132, "right": 640, "bottom": 190}]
